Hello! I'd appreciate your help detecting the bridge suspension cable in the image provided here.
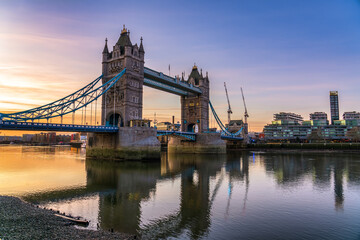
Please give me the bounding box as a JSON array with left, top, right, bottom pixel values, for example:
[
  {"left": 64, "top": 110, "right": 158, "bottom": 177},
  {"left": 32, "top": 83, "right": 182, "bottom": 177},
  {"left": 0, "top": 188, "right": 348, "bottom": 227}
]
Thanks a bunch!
[
  {"left": 0, "top": 69, "right": 126, "bottom": 122},
  {"left": 209, "top": 101, "right": 243, "bottom": 137}
]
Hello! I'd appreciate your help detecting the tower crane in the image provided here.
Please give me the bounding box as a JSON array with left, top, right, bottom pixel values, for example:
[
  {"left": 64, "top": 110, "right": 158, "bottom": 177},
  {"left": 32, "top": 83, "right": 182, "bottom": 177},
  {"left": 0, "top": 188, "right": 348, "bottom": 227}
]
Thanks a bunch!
[
  {"left": 241, "top": 87, "right": 249, "bottom": 124},
  {"left": 224, "top": 82, "right": 232, "bottom": 125}
]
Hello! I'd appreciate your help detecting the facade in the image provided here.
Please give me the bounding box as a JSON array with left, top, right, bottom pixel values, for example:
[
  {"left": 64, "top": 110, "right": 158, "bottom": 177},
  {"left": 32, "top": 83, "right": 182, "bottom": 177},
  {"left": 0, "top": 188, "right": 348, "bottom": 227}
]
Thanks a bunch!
[
  {"left": 180, "top": 65, "right": 209, "bottom": 133},
  {"left": 330, "top": 91, "right": 339, "bottom": 125},
  {"left": 263, "top": 123, "right": 352, "bottom": 141},
  {"left": 310, "top": 112, "right": 327, "bottom": 120},
  {"left": 264, "top": 119, "right": 358, "bottom": 141},
  {"left": 263, "top": 110, "right": 360, "bottom": 141},
  {"left": 273, "top": 112, "right": 303, "bottom": 125},
  {"left": 343, "top": 111, "right": 360, "bottom": 120},
  {"left": 101, "top": 25, "right": 145, "bottom": 127}
]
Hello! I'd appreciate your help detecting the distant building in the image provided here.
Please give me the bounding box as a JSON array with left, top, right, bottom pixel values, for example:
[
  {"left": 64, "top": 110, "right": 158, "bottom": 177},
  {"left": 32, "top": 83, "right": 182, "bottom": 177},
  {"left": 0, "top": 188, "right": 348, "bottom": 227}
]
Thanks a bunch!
[
  {"left": 22, "top": 134, "right": 34, "bottom": 142},
  {"left": 307, "top": 112, "right": 329, "bottom": 126},
  {"left": 273, "top": 112, "right": 303, "bottom": 125},
  {"left": 0, "top": 136, "right": 22, "bottom": 142},
  {"left": 330, "top": 91, "right": 339, "bottom": 125},
  {"left": 343, "top": 111, "right": 360, "bottom": 120},
  {"left": 342, "top": 111, "right": 360, "bottom": 126},
  {"left": 310, "top": 112, "right": 327, "bottom": 120},
  {"left": 32, "top": 132, "right": 56, "bottom": 144},
  {"left": 156, "top": 122, "right": 181, "bottom": 131}
]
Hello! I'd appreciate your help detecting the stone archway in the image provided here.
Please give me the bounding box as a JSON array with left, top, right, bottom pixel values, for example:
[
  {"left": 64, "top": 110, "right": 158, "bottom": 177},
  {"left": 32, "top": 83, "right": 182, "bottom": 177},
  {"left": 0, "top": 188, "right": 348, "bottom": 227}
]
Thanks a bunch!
[
  {"left": 108, "top": 113, "right": 123, "bottom": 127},
  {"left": 187, "top": 123, "right": 195, "bottom": 132}
]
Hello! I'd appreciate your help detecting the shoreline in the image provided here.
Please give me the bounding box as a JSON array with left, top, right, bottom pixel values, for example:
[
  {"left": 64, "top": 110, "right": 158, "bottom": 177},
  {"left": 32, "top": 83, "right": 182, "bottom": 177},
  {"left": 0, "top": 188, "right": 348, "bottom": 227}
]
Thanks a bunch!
[{"left": 0, "top": 196, "right": 135, "bottom": 240}]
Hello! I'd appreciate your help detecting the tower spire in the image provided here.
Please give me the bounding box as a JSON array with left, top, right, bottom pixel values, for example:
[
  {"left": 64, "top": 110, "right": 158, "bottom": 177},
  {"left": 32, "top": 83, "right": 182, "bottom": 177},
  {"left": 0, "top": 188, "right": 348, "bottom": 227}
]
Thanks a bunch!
[
  {"left": 139, "top": 37, "right": 145, "bottom": 53},
  {"left": 102, "top": 38, "right": 109, "bottom": 54}
]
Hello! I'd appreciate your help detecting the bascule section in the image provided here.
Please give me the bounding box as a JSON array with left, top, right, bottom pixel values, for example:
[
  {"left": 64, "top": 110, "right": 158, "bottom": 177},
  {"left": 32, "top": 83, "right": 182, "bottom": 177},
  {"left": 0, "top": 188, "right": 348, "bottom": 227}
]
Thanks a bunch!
[{"left": 101, "top": 25, "right": 145, "bottom": 127}]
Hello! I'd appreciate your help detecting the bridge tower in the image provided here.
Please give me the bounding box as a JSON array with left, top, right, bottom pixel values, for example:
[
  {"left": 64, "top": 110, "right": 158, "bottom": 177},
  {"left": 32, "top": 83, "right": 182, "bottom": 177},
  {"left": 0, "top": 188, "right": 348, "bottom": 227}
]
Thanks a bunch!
[
  {"left": 101, "top": 25, "right": 145, "bottom": 127},
  {"left": 181, "top": 65, "right": 209, "bottom": 133}
]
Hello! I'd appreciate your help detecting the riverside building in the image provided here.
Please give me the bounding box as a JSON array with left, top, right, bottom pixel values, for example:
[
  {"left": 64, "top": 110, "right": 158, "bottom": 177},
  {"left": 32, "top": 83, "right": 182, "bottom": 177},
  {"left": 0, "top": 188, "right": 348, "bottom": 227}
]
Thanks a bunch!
[
  {"left": 264, "top": 111, "right": 359, "bottom": 141},
  {"left": 330, "top": 91, "right": 339, "bottom": 125}
]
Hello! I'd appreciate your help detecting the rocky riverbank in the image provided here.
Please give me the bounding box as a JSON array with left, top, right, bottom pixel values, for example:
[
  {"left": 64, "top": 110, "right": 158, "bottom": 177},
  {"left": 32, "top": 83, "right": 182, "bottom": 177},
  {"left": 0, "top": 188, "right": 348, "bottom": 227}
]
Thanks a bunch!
[{"left": 0, "top": 196, "right": 134, "bottom": 240}]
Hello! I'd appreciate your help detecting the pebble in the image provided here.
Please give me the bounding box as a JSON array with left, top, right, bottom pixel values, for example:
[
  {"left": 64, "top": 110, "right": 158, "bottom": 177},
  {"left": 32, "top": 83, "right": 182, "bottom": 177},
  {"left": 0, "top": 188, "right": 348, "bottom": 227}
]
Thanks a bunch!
[{"left": 0, "top": 196, "right": 133, "bottom": 240}]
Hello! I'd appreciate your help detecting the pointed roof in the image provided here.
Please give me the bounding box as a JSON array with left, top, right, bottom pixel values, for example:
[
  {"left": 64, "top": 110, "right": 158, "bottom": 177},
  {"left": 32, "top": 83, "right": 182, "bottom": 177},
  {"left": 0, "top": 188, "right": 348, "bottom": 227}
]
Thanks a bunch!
[
  {"left": 116, "top": 25, "right": 132, "bottom": 47},
  {"left": 139, "top": 37, "right": 145, "bottom": 53},
  {"left": 188, "top": 64, "right": 201, "bottom": 82},
  {"left": 102, "top": 38, "right": 109, "bottom": 54}
]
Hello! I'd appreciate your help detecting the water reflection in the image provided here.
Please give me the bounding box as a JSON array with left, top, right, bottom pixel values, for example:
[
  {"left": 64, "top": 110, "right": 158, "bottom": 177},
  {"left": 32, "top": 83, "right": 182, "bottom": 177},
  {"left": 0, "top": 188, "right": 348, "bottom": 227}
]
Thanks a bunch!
[{"left": 2, "top": 147, "right": 360, "bottom": 239}]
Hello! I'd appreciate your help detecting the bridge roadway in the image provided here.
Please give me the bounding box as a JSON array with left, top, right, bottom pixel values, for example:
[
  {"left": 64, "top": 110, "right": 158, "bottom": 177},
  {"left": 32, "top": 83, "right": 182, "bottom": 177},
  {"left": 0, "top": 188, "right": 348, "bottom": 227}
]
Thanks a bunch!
[
  {"left": 0, "top": 120, "right": 119, "bottom": 133},
  {"left": 0, "top": 121, "right": 243, "bottom": 140},
  {"left": 144, "top": 67, "right": 202, "bottom": 96}
]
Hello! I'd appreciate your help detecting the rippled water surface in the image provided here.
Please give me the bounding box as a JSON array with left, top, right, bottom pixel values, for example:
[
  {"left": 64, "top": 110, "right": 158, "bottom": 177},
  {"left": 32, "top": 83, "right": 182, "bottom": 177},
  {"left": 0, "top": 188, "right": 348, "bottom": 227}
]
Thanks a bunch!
[{"left": 1, "top": 145, "right": 360, "bottom": 239}]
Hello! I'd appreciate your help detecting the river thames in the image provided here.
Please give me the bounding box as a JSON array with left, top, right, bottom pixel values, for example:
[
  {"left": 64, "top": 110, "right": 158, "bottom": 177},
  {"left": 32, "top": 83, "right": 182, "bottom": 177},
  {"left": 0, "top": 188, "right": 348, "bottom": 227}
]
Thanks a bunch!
[{"left": 0, "top": 145, "right": 359, "bottom": 239}]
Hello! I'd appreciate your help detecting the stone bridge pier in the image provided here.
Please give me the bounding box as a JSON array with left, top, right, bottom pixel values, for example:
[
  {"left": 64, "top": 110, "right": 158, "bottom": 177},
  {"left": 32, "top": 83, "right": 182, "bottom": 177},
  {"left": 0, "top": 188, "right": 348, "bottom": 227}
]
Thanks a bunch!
[{"left": 87, "top": 127, "right": 160, "bottom": 160}]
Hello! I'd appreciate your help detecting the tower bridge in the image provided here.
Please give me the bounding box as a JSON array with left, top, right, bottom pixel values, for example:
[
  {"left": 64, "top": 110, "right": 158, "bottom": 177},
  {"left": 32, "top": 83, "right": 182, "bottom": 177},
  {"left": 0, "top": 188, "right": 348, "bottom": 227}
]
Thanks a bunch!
[{"left": 0, "top": 26, "right": 245, "bottom": 159}]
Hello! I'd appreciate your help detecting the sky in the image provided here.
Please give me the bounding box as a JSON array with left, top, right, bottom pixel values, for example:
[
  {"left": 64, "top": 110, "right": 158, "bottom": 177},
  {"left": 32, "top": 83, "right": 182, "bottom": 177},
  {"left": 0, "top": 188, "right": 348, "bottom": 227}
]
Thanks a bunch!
[{"left": 0, "top": 0, "right": 360, "bottom": 132}]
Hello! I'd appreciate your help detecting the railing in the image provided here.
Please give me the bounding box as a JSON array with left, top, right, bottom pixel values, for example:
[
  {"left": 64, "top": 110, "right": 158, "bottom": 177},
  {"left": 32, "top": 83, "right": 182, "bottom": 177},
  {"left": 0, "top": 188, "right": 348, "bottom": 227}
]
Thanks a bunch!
[
  {"left": 157, "top": 130, "right": 196, "bottom": 141},
  {"left": 144, "top": 78, "right": 188, "bottom": 96},
  {"left": 0, "top": 69, "right": 126, "bottom": 122},
  {"left": 0, "top": 121, "right": 118, "bottom": 133},
  {"left": 144, "top": 67, "right": 202, "bottom": 94}
]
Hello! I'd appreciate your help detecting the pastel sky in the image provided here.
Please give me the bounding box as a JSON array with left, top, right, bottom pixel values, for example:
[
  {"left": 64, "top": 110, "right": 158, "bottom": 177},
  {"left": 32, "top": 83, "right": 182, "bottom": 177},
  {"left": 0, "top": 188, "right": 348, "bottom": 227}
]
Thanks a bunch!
[{"left": 1, "top": 0, "right": 360, "bottom": 132}]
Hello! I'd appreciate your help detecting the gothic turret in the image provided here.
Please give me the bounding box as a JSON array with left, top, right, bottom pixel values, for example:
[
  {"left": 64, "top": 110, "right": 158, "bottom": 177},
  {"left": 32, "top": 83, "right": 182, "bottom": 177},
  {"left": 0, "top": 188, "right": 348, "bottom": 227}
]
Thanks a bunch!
[
  {"left": 188, "top": 64, "right": 201, "bottom": 86},
  {"left": 101, "top": 25, "right": 145, "bottom": 127},
  {"left": 102, "top": 38, "right": 109, "bottom": 61},
  {"left": 117, "top": 25, "right": 132, "bottom": 46},
  {"left": 139, "top": 37, "right": 145, "bottom": 53}
]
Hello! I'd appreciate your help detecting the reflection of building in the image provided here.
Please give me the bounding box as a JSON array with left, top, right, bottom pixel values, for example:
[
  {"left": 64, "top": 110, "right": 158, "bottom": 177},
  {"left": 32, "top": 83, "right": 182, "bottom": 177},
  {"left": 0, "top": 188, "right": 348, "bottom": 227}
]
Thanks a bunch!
[
  {"left": 330, "top": 91, "right": 339, "bottom": 125},
  {"left": 262, "top": 152, "right": 352, "bottom": 211},
  {"left": 86, "top": 160, "right": 161, "bottom": 234},
  {"left": 85, "top": 153, "right": 225, "bottom": 239}
]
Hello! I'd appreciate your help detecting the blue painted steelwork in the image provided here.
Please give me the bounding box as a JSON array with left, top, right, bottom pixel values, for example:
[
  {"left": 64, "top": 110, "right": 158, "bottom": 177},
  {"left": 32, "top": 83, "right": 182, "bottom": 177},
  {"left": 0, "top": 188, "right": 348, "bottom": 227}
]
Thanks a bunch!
[
  {"left": 221, "top": 135, "right": 244, "bottom": 141},
  {"left": 209, "top": 100, "right": 244, "bottom": 138},
  {"left": 143, "top": 78, "right": 189, "bottom": 96},
  {"left": 157, "top": 130, "right": 196, "bottom": 141},
  {"left": 0, "top": 120, "right": 118, "bottom": 133},
  {"left": 144, "top": 67, "right": 202, "bottom": 95},
  {"left": 0, "top": 69, "right": 126, "bottom": 122}
]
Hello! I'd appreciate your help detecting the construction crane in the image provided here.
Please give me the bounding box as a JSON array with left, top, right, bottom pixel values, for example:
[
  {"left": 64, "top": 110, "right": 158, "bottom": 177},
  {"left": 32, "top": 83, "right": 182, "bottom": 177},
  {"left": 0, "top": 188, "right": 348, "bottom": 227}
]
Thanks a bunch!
[
  {"left": 240, "top": 87, "right": 249, "bottom": 124},
  {"left": 224, "top": 82, "right": 232, "bottom": 125}
]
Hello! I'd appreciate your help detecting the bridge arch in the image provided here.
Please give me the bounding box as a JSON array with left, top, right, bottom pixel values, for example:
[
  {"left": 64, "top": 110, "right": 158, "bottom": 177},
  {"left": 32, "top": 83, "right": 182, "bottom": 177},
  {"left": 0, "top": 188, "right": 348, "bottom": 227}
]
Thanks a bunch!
[
  {"left": 106, "top": 111, "right": 123, "bottom": 127},
  {"left": 187, "top": 123, "right": 195, "bottom": 132}
]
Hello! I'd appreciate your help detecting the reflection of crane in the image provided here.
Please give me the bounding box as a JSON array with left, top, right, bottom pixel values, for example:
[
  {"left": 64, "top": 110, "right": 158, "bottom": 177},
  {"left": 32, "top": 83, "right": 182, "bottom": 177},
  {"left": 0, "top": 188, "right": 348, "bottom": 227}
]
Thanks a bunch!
[
  {"left": 240, "top": 87, "right": 249, "bottom": 124},
  {"left": 224, "top": 82, "right": 232, "bottom": 125}
]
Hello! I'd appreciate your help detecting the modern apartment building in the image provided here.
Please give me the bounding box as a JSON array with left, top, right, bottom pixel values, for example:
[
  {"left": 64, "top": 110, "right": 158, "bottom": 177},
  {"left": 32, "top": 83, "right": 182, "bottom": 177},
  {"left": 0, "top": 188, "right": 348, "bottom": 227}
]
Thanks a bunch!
[
  {"left": 343, "top": 111, "right": 360, "bottom": 120},
  {"left": 330, "top": 91, "right": 339, "bottom": 125},
  {"left": 273, "top": 112, "right": 303, "bottom": 125},
  {"left": 310, "top": 112, "right": 327, "bottom": 120}
]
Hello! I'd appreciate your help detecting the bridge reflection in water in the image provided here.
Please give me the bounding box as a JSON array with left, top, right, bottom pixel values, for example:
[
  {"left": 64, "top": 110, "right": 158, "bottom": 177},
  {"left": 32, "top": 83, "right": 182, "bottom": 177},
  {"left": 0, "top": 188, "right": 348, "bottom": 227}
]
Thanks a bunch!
[
  {"left": 16, "top": 149, "right": 360, "bottom": 239},
  {"left": 85, "top": 153, "right": 245, "bottom": 238}
]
